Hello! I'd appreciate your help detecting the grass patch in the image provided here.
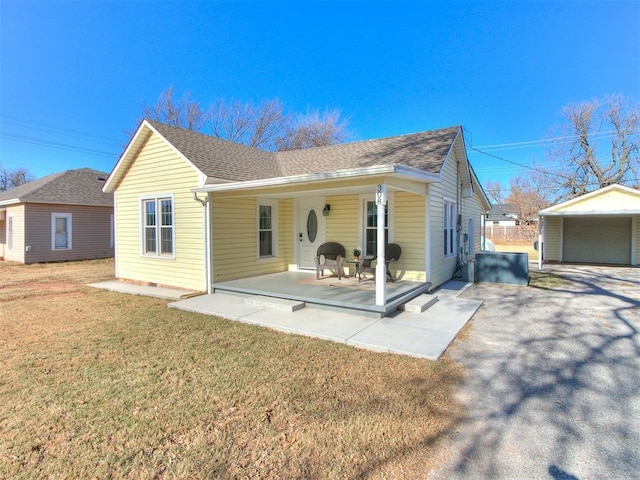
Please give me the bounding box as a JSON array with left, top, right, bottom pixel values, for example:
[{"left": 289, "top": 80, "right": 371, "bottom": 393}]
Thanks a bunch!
[
  {"left": 529, "top": 269, "right": 569, "bottom": 288},
  {"left": 493, "top": 242, "right": 539, "bottom": 261},
  {"left": 0, "top": 260, "right": 465, "bottom": 479}
]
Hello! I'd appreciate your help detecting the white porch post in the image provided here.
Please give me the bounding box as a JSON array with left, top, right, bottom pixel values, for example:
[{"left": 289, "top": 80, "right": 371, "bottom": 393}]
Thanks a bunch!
[{"left": 375, "top": 184, "right": 386, "bottom": 306}]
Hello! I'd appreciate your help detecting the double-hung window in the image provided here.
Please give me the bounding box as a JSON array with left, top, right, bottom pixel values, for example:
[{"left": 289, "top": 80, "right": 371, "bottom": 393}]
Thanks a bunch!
[
  {"left": 363, "top": 197, "right": 393, "bottom": 256},
  {"left": 257, "top": 199, "right": 277, "bottom": 258},
  {"left": 142, "top": 196, "right": 174, "bottom": 257},
  {"left": 443, "top": 198, "right": 456, "bottom": 258},
  {"left": 51, "top": 213, "right": 72, "bottom": 250}
]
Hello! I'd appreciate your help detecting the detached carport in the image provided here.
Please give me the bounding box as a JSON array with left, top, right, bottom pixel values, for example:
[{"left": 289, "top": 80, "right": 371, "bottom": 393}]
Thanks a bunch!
[{"left": 538, "top": 184, "right": 640, "bottom": 266}]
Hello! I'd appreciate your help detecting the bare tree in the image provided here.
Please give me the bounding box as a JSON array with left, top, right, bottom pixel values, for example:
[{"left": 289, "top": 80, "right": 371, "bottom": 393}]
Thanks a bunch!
[
  {"left": 484, "top": 180, "right": 505, "bottom": 205},
  {"left": 209, "top": 98, "right": 290, "bottom": 151},
  {"left": 0, "top": 166, "right": 33, "bottom": 191},
  {"left": 141, "top": 85, "right": 209, "bottom": 131},
  {"left": 506, "top": 176, "right": 549, "bottom": 224},
  {"left": 544, "top": 94, "right": 640, "bottom": 200},
  {"left": 276, "top": 109, "right": 350, "bottom": 151},
  {"left": 141, "top": 87, "right": 350, "bottom": 151}
]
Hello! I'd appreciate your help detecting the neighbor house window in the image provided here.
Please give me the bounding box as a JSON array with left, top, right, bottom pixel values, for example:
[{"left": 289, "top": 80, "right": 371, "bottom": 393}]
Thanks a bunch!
[
  {"left": 257, "top": 199, "right": 278, "bottom": 258},
  {"left": 443, "top": 198, "right": 456, "bottom": 258},
  {"left": 7, "top": 214, "right": 13, "bottom": 250},
  {"left": 51, "top": 213, "right": 72, "bottom": 250},
  {"left": 141, "top": 196, "right": 174, "bottom": 257}
]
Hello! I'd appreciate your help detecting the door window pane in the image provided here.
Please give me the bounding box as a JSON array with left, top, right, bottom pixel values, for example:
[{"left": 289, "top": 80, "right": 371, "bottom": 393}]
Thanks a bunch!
[{"left": 306, "top": 209, "right": 318, "bottom": 243}]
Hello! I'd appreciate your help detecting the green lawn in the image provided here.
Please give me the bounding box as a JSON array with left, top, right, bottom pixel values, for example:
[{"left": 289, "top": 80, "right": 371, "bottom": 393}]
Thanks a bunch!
[{"left": 0, "top": 259, "right": 464, "bottom": 479}]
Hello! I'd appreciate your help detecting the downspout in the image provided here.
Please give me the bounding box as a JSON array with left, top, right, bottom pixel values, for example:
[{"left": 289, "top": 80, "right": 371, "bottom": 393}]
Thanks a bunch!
[
  {"left": 453, "top": 160, "right": 464, "bottom": 278},
  {"left": 205, "top": 196, "right": 212, "bottom": 293},
  {"left": 113, "top": 190, "right": 119, "bottom": 279},
  {"left": 193, "top": 192, "right": 212, "bottom": 294}
]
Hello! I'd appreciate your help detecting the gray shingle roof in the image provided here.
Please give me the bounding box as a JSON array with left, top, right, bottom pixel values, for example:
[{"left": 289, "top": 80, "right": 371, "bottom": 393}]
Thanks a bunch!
[
  {"left": 147, "top": 121, "right": 278, "bottom": 181},
  {"left": 0, "top": 168, "right": 113, "bottom": 207},
  {"left": 486, "top": 204, "right": 517, "bottom": 221},
  {"left": 146, "top": 120, "right": 460, "bottom": 182},
  {"left": 275, "top": 127, "right": 460, "bottom": 177}
]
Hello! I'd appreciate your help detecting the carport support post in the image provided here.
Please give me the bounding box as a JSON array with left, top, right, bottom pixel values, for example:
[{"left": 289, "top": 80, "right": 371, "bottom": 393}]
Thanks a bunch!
[
  {"left": 376, "top": 184, "right": 386, "bottom": 306},
  {"left": 537, "top": 217, "right": 543, "bottom": 271}
]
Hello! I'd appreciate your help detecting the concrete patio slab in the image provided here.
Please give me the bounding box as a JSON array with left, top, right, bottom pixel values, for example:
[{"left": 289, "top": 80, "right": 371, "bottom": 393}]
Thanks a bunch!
[
  {"left": 88, "top": 280, "right": 196, "bottom": 301},
  {"left": 347, "top": 320, "right": 460, "bottom": 359},
  {"left": 241, "top": 307, "right": 379, "bottom": 343},
  {"left": 387, "top": 297, "right": 482, "bottom": 332},
  {"left": 89, "top": 278, "right": 481, "bottom": 360},
  {"left": 166, "top": 292, "right": 264, "bottom": 320}
]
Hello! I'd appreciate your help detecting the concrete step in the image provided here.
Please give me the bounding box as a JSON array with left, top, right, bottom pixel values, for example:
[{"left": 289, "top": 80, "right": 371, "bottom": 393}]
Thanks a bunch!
[
  {"left": 244, "top": 295, "right": 306, "bottom": 312},
  {"left": 401, "top": 294, "right": 439, "bottom": 313}
]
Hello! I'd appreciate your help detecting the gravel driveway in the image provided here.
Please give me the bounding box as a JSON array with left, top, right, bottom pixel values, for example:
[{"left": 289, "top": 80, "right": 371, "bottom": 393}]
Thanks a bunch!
[{"left": 430, "top": 264, "right": 640, "bottom": 480}]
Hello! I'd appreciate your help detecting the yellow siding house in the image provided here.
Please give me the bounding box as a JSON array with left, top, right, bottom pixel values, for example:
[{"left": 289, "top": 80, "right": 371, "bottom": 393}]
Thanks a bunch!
[{"left": 104, "top": 120, "right": 491, "bottom": 304}]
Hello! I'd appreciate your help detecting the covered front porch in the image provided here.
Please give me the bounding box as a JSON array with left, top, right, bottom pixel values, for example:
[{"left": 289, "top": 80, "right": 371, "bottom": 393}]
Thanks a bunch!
[
  {"left": 199, "top": 170, "right": 440, "bottom": 315},
  {"left": 212, "top": 270, "right": 431, "bottom": 317}
]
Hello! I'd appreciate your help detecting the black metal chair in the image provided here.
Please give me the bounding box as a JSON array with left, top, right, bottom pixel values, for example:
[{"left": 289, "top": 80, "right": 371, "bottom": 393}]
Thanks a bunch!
[
  {"left": 314, "top": 242, "right": 346, "bottom": 280},
  {"left": 358, "top": 243, "right": 402, "bottom": 282}
]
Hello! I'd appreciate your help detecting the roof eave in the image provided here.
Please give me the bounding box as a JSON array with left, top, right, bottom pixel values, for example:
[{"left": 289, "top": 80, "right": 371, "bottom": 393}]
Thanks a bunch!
[
  {"left": 538, "top": 184, "right": 640, "bottom": 214},
  {"left": 193, "top": 164, "right": 439, "bottom": 193},
  {"left": 103, "top": 120, "right": 152, "bottom": 193},
  {"left": 103, "top": 120, "right": 208, "bottom": 193}
]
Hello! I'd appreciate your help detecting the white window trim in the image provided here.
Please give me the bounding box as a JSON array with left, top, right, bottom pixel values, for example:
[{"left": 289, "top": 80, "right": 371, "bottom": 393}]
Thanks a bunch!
[
  {"left": 257, "top": 198, "right": 278, "bottom": 260},
  {"left": 359, "top": 193, "right": 395, "bottom": 256},
  {"left": 51, "top": 213, "right": 72, "bottom": 250},
  {"left": 7, "top": 213, "right": 14, "bottom": 250},
  {"left": 139, "top": 194, "right": 176, "bottom": 259},
  {"left": 443, "top": 197, "right": 456, "bottom": 259}
]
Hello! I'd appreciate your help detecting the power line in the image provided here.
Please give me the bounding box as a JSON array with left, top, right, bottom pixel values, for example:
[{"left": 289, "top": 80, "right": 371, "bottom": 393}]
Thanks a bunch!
[
  {"left": 0, "top": 119, "right": 125, "bottom": 148},
  {"left": 0, "top": 113, "right": 125, "bottom": 146},
  {"left": 467, "top": 144, "right": 569, "bottom": 180},
  {"left": 475, "top": 129, "right": 640, "bottom": 151},
  {"left": 0, "top": 132, "right": 118, "bottom": 158}
]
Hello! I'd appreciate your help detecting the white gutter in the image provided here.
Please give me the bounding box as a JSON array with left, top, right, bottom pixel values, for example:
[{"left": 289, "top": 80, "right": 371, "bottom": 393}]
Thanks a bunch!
[
  {"left": 394, "top": 163, "right": 441, "bottom": 182},
  {"left": 192, "top": 164, "right": 438, "bottom": 194},
  {"left": 539, "top": 210, "right": 640, "bottom": 216},
  {"left": 0, "top": 199, "right": 21, "bottom": 206}
]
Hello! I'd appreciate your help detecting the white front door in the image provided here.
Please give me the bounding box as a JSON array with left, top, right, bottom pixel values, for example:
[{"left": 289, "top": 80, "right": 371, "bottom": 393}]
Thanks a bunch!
[{"left": 297, "top": 197, "right": 326, "bottom": 269}]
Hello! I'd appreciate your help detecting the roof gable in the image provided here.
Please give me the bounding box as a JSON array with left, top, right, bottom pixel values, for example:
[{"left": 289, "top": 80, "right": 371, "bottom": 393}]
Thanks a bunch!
[
  {"left": 539, "top": 184, "right": 640, "bottom": 215},
  {"left": 0, "top": 168, "right": 112, "bottom": 207}
]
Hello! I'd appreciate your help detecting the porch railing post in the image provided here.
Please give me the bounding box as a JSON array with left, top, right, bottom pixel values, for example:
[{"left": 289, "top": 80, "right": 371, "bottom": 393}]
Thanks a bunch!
[{"left": 376, "top": 184, "right": 386, "bottom": 306}]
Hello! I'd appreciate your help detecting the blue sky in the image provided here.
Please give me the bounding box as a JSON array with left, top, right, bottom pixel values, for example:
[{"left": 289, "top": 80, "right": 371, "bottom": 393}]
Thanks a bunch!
[{"left": 1, "top": 0, "right": 639, "bottom": 193}]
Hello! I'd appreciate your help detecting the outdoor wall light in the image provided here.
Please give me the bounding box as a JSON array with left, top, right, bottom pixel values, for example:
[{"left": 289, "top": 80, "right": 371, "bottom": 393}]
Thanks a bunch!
[{"left": 323, "top": 204, "right": 331, "bottom": 216}]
